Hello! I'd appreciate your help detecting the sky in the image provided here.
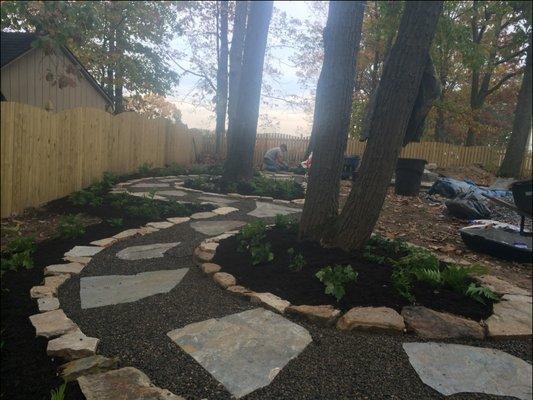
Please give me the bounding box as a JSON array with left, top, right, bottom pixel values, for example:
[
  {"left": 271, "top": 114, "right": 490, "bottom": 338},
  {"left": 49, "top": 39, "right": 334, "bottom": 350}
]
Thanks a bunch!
[{"left": 170, "top": 1, "right": 320, "bottom": 136}]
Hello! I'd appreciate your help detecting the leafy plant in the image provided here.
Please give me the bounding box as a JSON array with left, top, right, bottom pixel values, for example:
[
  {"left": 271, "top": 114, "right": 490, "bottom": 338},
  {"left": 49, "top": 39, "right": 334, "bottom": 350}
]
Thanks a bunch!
[
  {"left": 274, "top": 214, "right": 297, "bottom": 232},
  {"left": 249, "top": 175, "right": 304, "bottom": 200},
  {"left": 137, "top": 162, "right": 153, "bottom": 176},
  {"left": 391, "top": 268, "right": 415, "bottom": 303},
  {"left": 465, "top": 283, "right": 499, "bottom": 304},
  {"left": 69, "top": 189, "right": 102, "bottom": 207},
  {"left": 413, "top": 268, "right": 443, "bottom": 286},
  {"left": 250, "top": 242, "right": 274, "bottom": 265},
  {"left": 50, "top": 382, "right": 67, "bottom": 400},
  {"left": 1, "top": 236, "right": 36, "bottom": 275},
  {"left": 238, "top": 220, "right": 268, "bottom": 251},
  {"left": 56, "top": 214, "right": 86, "bottom": 239},
  {"left": 287, "top": 247, "right": 306, "bottom": 271},
  {"left": 315, "top": 264, "right": 358, "bottom": 302},
  {"left": 107, "top": 218, "right": 124, "bottom": 227}
]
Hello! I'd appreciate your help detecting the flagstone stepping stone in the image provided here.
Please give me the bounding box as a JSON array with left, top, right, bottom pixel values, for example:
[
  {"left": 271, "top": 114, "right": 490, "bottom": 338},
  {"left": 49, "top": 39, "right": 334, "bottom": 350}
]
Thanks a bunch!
[
  {"left": 403, "top": 342, "right": 532, "bottom": 400},
  {"left": 167, "top": 308, "right": 312, "bottom": 398},
  {"left": 198, "top": 196, "right": 237, "bottom": 205},
  {"left": 47, "top": 329, "right": 99, "bottom": 360},
  {"left": 213, "top": 206, "right": 239, "bottom": 215},
  {"left": 38, "top": 297, "right": 60, "bottom": 312},
  {"left": 116, "top": 242, "right": 180, "bottom": 261},
  {"left": 78, "top": 367, "right": 184, "bottom": 400},
  {"left": 190, "top": 220, "right": 247, "bottom": 236},
  {"left": 191, "top": 211, "right": 217, "bottom": 219},
  {"left": 130, "top": 182, "right": 169, "bottom": 188},
  {"left": 29, "top": 309, "right": 78, "bottom": 338},
  {"left": 248, "top": 201, "right": 300, "bottom": 218},
  {"left": 64, "top": 246, "right": 103, "bottom": 258},
  {"left": 337, "top": 306, "right": 404, "bottom": 332},
  {"left": 45, "top": 262, "right": 85, "bottom": 276},
  {"left": 60, "top": 355, "right": 119, "bottom": 382},
  {"left": 167, "top": 216, "right": 190, "bottom": 224},
  {"left": 80, "top": 269, "right": 188, "bottom": 309},
  {"left": 402, "top": 306, "right": 484, "bottom": 339},
  {"left": 486, "top": 297, "right": 532, "bottom": 337},
  {"left": 157, "top": 189, "right": 187, "bottom": 197},
  {"left": 129, "top": 192, "right": 168, "bottom": 201},
  {"left": 146, "top": 221, "right": 174, "bottom": 229}
]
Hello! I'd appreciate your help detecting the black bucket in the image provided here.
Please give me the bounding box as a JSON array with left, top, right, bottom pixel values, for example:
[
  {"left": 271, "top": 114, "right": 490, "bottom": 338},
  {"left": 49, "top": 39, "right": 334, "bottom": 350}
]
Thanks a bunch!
[
  {"left": 511, "top": 179, "right": 532, "bottom": 215},
  {"left": 395, "top": 158, "right": 427, "bottom": 196}
]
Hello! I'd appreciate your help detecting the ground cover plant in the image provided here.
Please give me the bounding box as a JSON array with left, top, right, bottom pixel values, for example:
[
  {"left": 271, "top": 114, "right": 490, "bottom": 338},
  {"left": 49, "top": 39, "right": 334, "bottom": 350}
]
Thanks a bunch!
[
  {"left": 213, "top": 224, "right": 498, "bottom": 320},
  {"left": 184, "top": 174, "right": 305, "bottom": 200},
  {"left": 0, "top": 236, "right": 36, "bottom": 277}
]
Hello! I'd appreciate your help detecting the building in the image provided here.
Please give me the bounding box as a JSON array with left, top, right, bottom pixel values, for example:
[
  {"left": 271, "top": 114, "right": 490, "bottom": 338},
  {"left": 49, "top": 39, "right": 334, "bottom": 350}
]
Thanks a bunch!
[{"left": 1, "top": 32, "right": 113, "bottom": 112}]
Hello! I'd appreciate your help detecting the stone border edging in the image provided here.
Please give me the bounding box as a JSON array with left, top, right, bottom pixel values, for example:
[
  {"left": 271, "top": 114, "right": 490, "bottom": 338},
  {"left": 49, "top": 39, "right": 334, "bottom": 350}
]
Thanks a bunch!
[{"left": 194, "top": 229, "right": 533, "bottom": 340}]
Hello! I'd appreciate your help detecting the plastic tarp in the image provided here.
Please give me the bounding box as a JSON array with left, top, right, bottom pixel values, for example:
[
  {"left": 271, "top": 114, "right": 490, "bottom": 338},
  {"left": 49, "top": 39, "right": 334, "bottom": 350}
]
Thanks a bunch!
[{"left": 428, "top": 177, "right": 513, "bottom": 220}]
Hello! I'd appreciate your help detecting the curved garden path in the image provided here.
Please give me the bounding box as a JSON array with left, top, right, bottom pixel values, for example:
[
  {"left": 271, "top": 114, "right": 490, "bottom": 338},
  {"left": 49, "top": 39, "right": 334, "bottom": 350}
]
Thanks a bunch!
[{"left": 35, "top": 176, "right": 532, "bottom": 399}]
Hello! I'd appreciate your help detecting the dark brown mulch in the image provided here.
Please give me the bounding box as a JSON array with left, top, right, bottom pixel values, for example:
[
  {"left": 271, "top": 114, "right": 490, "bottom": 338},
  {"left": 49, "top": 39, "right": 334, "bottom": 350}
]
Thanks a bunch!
[{"left": 212, "top": 226, "right": 494, "bottom": 321}]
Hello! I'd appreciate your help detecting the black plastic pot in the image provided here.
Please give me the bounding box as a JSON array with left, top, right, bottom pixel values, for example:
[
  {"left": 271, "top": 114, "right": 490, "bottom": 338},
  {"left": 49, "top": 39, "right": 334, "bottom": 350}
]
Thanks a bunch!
[
  {"left": 511, "top": 179, "right": 532, "bottom": 215},
  {"left": 395, "top": 158, "right": 427, "bottom": 196}
]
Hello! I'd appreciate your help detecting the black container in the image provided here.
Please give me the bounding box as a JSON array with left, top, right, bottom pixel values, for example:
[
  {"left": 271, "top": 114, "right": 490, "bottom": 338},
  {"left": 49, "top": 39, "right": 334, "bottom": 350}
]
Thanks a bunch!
[
  {"left": 395, "top": 158, "right": 427, "bottom": 196},
  {"left": 341, "top": 155, "right": 360, "bottom": 180},
  {"left": 511, "top": 179, "right": 532, "bottom": 215}
]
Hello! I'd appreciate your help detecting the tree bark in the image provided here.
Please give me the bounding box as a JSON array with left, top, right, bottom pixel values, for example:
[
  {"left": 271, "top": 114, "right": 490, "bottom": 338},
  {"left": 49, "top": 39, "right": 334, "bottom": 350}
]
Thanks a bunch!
[
  {"left": 299, "top": 1, "right": 366, "bottom": 239},
  {"left": 215, "top": 1, "right": 229, "bottom": 156},
  {"left": 222, "top": 1, "right": 273, "bottom": 182},
  {"left": 227, "top": 0, "right": 247, "bottom": 151},
  {"left": 114, "top": 26, "right": 125, "bottom": 113},
  {"left": 498, "top": 43, "right": 532, "bottom": 178},
  {"left": 330, "top": 1, "right": 443, "bottom": 251}
]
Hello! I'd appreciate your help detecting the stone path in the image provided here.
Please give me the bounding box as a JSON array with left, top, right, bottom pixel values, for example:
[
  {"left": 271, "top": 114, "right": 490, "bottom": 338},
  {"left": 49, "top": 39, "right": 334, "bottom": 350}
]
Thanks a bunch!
[{"left": 33, "top": 175, "right": 531, "bottom": 399}]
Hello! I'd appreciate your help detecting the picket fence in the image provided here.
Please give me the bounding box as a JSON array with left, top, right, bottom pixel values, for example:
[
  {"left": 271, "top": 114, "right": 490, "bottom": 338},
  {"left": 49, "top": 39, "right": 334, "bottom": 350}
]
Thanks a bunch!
[{"left": 1, "top": 102, "right": 531, "bottom": 217}]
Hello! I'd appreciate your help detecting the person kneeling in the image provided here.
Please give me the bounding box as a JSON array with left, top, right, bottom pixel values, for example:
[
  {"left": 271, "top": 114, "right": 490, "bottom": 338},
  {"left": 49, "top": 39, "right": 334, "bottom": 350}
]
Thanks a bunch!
[{"left": 263, "top": 144, "right": 288, "bottom": 172}]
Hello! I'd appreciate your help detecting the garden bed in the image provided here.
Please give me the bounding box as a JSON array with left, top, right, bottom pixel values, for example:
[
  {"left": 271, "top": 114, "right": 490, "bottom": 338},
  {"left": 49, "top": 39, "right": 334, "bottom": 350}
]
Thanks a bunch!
[{"left": 212, "top": 225, "right": 496, "bottom": 321}]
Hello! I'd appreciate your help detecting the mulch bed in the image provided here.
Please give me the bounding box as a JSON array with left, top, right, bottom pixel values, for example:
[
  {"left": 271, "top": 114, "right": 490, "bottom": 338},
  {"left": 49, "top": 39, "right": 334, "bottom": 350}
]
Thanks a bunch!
[{"left": 213, "top": 226, "right": 494, "bottom": 321}]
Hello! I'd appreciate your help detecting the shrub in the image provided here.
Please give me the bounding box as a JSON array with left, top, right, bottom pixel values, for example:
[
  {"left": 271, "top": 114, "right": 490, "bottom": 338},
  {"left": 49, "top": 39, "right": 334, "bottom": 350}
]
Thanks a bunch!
[
  {"left": 56, "top": 214, "right": 86, "bottom": 239},
  {"left": 315, "top": 264, "right": 358, "bottom": 302},
  {"left": 249, "top": 176, "right": 304, "bottom": 200},
  {"left": 250, "top": 242, "right": 274, "bottom": 265},
  {"left": 287, "top": 247, "right": 306, "bottom": 271},
  {"left": 237, "top": 220, "right": 274, "bottom": 265},
  {"left": 107, "top": 218, "right": 124, "bottom": 227},
  {"left": 1, "top": 236, "right": 36, "bottom": 275},
  {"left": 274, "top": 214, "right": 297, "bottom": 232}
]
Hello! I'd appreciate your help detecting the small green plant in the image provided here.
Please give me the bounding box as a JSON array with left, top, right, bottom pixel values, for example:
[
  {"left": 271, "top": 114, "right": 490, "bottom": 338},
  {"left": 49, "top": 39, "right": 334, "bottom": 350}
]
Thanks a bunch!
[
  {"left": 107, "top": 218, "right": 124, "bottom": 227},
  {"left": 69, "top": 188, "right": 102, "bottom": 207},
  {"left": 274, "top": 214, "right": 297, "bottom": 232},
  {"left": 250, "top": 242, "right": 274, "bottom": 265},
  {"left": 1, "top": 236, "right": 36, "bottom": 275},
  {"left": 137, "top": 162, "right": 153, "bottom": 176},
  {"left": 50, "top": 382, "right": 67, "bottom": 400},
  {"left": 287, "top": 247, "right": 306, "bottom": 271},
  {"left": 413, "top": 268, "right": 442, "bottom": 286},
  {"left": 363, "top": 251, "right": 386, "bottom": 265},
  {"left": 56, "top": 214, "right": 86, "bottom": 239},
  {"left": 237, "top": 221, "right": 274, "bottom": 265},
  {"left": 315, "top": 264, "right": 358, "bottom": 302},
  {"left": 391, "top": 267, "right": 415, "bottom": 303},
  {"left": 465, "top": 283, "right": 499, "bottom": 304}
]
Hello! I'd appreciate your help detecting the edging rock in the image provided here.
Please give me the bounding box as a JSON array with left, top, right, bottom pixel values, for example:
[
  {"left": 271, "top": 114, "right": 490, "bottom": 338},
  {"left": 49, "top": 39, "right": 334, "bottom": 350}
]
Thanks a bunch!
[
  {"left": 213, "top": 272, "right": 236, "bottom": 288},
  {"left": 29, "top": 309, "right": 78, "bottom": 339},
  {"left": 336, "top": 307, "right": 405, "bottom": 332},
  {"left": 47, "top": 329, "right": 99, "bottom": 360},
  {"left": 288, "top": 304, "right": 341, "bottom": 326},
  {"left": 59, "top": 355, "right": 119, "bottom": 382}
]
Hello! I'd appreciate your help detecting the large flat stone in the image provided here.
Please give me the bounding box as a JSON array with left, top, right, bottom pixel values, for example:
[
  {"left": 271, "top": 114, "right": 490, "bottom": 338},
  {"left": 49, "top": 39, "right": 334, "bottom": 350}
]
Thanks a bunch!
[
  {"left": 112, "top": 229, "right": 142, "bottom": 240},
  {"left": 475, "top": 275, "right": 530, "bottom": 296},
  {"left": 60, "top": 355, "right": 119, "bottom": 382},
  {"left": 403, "top": 342, "right": 532, "bottom": 400},
  {"left": 213, "top": 206, "right": 239, "bottom": 215},
  {"left": 157, "top": 189, "right": 187, "bottom": 197},
  {"left": 146, "top": 221, "right": 174, "bottom": 229},
  {"left": 116, "top": 242, "right": 179, "bottom": 261},
  {"left": 47, "top": 329, "right": 99, "bottom": 360},
  {"left": 486, "top": 298, "right": 532, "bottom": 337},
  {"left": 78, "top": 367, "right": 184, "bottom": 400},
  {"left": 130, "top": 182, "right": 169, "bottom": 188},
  {"left": 247, "top": 201, "right": 300, "bottom": 218},
  {"left": 402, "top": 306, "right": 484, "bottom": 339},
  {"left": 336, "top": 307, "right": 404, "bottom": 332},
  {"left": 167, "top": 308, "right": 312, "bottom": 398},
  {"left": 44, "top": 262, "right": 85, "bottom": 276},
  {"left": 167, "top": 216, "right": 190, "bottom": 224},
  {"left": 190, "top": 211, "right": 217, "bottom": 219},
  {"left": 80, "top": 269, "right": 188, "bottom": 309},
  {"left": 198, "top": 195, "right": 237, "bottom": 205},
  {"left": 190, "top": 220, "right": 246, "bottom": 236},
  {"left": 29, "top": 309, "right": 78, "bottom": 338},
  {"left": 64, "top": 246, "right": 103, "bottom": 258}
]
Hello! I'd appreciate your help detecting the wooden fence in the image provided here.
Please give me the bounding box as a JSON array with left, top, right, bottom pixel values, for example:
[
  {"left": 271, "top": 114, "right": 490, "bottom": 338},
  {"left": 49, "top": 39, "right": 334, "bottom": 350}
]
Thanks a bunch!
[
  {"left": 202, "top": 132, "right": 532, "bottom": 178},
  {"left": 1, "top": 102, "right": 531, "bottom": 217},
  {"left": 1, "top": 102, "right": 197, "bottom": 217}
]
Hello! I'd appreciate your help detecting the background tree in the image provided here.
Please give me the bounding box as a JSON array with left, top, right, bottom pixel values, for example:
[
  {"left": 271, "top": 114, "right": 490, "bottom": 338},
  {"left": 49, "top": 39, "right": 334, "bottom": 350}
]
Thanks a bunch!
[
  {"left": 498, "top": 40, "right": 532, "bottom": 177},
  {"left": 215, "top": 1, "right": 229, "bottom": 156},
  {"left": 124, "top": 93, "right": 183, "bottom": 124},
  {"left": 223, "top": 1, "right": 273, "bottom": 182},
  {"left": 299, "top": 1, "right": 366, "bottom": 238}
]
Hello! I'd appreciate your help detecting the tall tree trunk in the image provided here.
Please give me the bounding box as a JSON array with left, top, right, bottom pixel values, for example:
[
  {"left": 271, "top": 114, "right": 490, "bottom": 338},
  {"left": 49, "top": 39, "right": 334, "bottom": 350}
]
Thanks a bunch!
[
  {"left": 227, "top": 0, "right": 248, "bottom": 151},
  {"left": 106, "top": 27, "right": 115, "bottom": 103},
  {"left": 215, "top": 1, "right": 229, "bottom": 156},
  {"left": 498, "top": 44, "right": 532, "bottom": 178},
  {"left": 114, "top": 26, "right": 124, "bottom": 113},
  {"left": 222, "top": 1, "right": 273, "bottom": 182},
  {"left": 330, "top": 1, "right": 443, "bottom": 251},
  {"left": 299, "top": 1, "right": 366, "bottom": 239},
  {"left": 434, "top": 106, "right": 447, "bottom": 142}
]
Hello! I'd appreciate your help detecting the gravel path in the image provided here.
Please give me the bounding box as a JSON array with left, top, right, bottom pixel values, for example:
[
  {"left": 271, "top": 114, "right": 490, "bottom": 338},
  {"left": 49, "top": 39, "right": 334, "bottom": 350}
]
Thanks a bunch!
[{"left": 58, "top": 180, "right": 532, "bottom": 400}]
